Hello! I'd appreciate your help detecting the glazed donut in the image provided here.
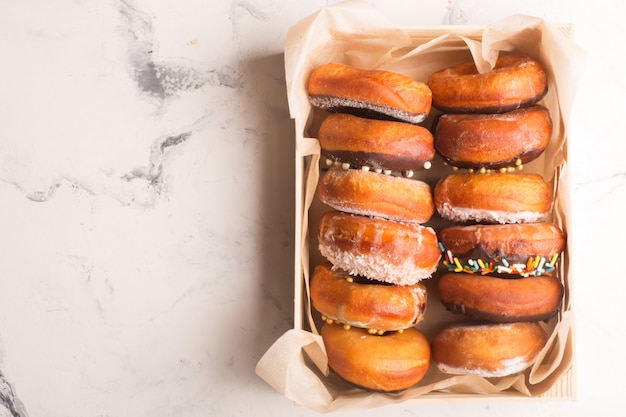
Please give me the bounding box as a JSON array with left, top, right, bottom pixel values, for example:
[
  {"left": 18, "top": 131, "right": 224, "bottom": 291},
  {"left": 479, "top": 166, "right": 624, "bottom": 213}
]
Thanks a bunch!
[
  {"left": 433, "top": 105, "right": 552, "bottom": 171},
  {"left": 310, "top": 262, "right": 427, "bottom": 333},
  {"left": 427, "top": 54, "right": 548, "bottom": 113},
  {"left": 438, "top": 222, "right": 565, "bottom": 276},
  {"left": 434, "top": 173, "right": 553, "bottom": 224},
  {"left": 438, "top": 272, "right": 564, "bottom": 322},
  {"left": 318, "top": 113, "right": 435, "bottom": 174},
  {"left": 318, "top": 167, "right": 434, "bottom": 224},
  {"left": 318, "top": 211, "right": 441, "bottom": 285},
  {"left": 431, "top": 322, "right": 548, "bottom": 377},
  {"left": 321, "top": 322, "right": 430, "bottom": 391},
  {"left": 308, "top": 63, "right": 432, "bottom": 124}
]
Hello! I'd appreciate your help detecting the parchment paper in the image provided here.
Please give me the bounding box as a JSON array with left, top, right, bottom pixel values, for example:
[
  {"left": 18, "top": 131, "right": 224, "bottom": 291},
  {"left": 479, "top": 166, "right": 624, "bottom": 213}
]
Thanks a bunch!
[{"left": 256, "top": 0, "right": 586, "bottom": 411}]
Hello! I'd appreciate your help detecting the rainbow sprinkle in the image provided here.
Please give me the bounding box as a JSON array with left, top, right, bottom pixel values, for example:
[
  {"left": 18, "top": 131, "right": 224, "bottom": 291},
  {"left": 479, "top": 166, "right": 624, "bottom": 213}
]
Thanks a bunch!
[{"left": 440, "top": 244, "right": 560, "bottom": 277}]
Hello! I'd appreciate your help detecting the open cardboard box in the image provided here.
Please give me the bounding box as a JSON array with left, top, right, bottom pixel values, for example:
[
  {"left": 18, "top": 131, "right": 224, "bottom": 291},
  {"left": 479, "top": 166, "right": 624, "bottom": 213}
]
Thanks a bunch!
[{"left": 256, "top": 0, "right": 586, "bottom": 411}]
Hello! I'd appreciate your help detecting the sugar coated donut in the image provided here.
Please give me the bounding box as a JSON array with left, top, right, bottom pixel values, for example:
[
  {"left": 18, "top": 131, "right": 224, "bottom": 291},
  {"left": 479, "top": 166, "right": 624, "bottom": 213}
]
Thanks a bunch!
[
  {"left": 434, "top": 173, "right": 553, "bottom": 224},
  {"left": 427, "top": 54, "right": 548, "bottom": 113},
  {"left": 310, "top": 262, "right": 427, "bottom": 333},
  {"left": 321, "top": 322, "right": 430, "bottom": 391},
  {"left": 438, "top": 222, "right": 565, "bottom": 276},
  {"left": 318, "top": 211, "right": 441, "bottom": 285},
  {"left": 308, "top": 63, "right": 432, "bottom": 124},
  {"left": 438, "top": 272, "right": 564, "bottom": 322},
  {"left": 318, "top": 113, "right": 435, "bottom": 174},
  {"left": 431, "top": 322, "right": 548, "bottom": 377},
  {"left": 318, "top": 167, "right": 434, "bottom": 224},
  {"left": 433, "top": 105, "right": 552, "bottom": 171}
]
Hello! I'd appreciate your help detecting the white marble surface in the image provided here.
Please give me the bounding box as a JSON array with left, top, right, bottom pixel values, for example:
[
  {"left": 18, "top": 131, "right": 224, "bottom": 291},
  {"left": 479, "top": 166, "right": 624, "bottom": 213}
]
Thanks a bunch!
[{"left": 0, "top": 1, "right": 624, "bottom": 416}]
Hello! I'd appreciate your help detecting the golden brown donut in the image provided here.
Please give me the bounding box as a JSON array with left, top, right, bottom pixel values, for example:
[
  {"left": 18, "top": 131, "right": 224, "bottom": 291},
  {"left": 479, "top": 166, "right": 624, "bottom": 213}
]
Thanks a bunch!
[
  {"left": 318, "top": 113, "right": 435, "bottom": 174},
  {"left": 318, "top": 211, "right": 441, "bottom": 285},
  {"left": 318, "top": 167, "right": 434, "bottom": 224},
  {"left": 433, "top": 105, "right": 552, "bottom": 171},
  {"left": 438, "top": 273, "right": 564, "bottom": 322},
  {"left": 427, "top": 54, "right": 548, "bottom": 113},
  {"left": 438, "top": 222, "right": 565, "bottom": 276},
  {"left": 321, "top": 322, "right": 430, "bottom": 391},
  {"left": 308, "top": 63, "right": 432, "bottom": 124},
  {"left": 310, "top": 262, "right": 427, "bottom": 333},
  {"left": 433, "top": 173, "right": 553, "bottom": 224},
  {"left": 431, "top": 322, "right": 548, "bottom": 377}
]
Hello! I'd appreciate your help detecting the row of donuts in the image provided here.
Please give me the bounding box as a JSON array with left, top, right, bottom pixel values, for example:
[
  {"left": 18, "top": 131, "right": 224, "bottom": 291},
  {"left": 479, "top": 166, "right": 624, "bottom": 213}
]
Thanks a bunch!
[
  {"left": 427, "top": 56, "right": 566, "bottom": 377},
  {"left": 308, "top": 63, "right": 440, "bottom": 392}
]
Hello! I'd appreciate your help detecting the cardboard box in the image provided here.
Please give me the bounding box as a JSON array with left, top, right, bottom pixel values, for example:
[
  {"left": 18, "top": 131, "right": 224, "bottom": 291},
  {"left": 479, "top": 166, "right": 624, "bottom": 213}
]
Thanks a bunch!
[{"left": 257, "top": 1, "right": 585, "bottom": 411}]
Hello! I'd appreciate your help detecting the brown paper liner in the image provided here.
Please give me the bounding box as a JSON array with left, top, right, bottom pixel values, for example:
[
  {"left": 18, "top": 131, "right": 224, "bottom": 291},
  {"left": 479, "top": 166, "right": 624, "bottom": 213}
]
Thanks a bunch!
[{"left": 256, "top": 0, "right": 586, "bottom": 411}]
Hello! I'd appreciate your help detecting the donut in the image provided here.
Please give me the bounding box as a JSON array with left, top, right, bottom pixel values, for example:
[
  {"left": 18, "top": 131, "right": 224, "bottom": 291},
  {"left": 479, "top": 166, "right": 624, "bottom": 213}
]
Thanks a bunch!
[
  {"left": 433, "top": 105, "right": 552, "bottom": 171},
  {"left": 433, "top": 173, "right": 553, "bottom": 224},
  {"left": 318, "top": 113, "right": 435, "bottom": 174},
  {"left": 310, "top": 262, "right": 427, "bottom": 333},
  {"left": 318, "top": 211, "right": 440, "bottom": 285},
  {"left": 308, "top": 63, "right": 432, "bottom": 124},
  {"left": 318, "top": 167, "right": 434, "bottom": 224},
  {"left": 438, "top": 222, "right": 565, "bottom": 276},
  {"left": 321, "top": 322, "right": 430, "bottom": 391},
  {"left": 431, "top": 322, "right": 548, "bottom": 377},
  {"left": 438, "top": 272, "right": 564, "bottom": 322},
  {"left": 427, "top": 54, "right": 548, "bottom": 113}
]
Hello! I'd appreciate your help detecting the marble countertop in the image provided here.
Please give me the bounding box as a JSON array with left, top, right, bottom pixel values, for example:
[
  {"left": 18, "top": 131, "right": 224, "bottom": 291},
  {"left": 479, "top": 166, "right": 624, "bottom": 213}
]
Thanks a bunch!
[{"left": 1, "top": 1, "right": 623, "bottom": 416}]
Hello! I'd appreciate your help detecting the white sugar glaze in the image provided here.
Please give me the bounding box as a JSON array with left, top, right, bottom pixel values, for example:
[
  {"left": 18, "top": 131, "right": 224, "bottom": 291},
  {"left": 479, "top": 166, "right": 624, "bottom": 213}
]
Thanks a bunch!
[
  {"left": 319, "top": 243, "right": 437, "bottom": 286},
  {"left": 438, "top": 202, "right": 548, "bottom": 224},
  {"left": 435, "top": 354, "right": 532, "bottom": 378}
]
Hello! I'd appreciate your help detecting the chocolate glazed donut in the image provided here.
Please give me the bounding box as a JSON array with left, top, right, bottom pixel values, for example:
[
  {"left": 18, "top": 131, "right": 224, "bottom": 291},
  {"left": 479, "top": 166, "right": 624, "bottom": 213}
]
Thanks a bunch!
[
  {"left": 433, "top": 105, "right": 552, "bottom": 171},
  {"left": 438, "top": 222, "right": 565, "bottom": 276},
  {"left": 438, "top": 272, "right": 564, "bottom": 322},
  {"left": 318, "top": 113, "right": 435, "bottom": 174}
]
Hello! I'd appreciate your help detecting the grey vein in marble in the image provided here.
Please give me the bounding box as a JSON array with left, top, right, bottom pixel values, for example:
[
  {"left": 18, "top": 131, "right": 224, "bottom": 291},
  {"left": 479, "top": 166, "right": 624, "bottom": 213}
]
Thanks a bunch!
[
  {"left": 121, "top": 131, "right": 192, "bottom": 187},
  {"left": 120, "top": 0, "right": 243, "bottom": 99},
  {"left": 0, "top": 0, "right": 228, "bottom": 207},
  {"left": 0, "top": 374, "right": 27, "bottom": 417}
]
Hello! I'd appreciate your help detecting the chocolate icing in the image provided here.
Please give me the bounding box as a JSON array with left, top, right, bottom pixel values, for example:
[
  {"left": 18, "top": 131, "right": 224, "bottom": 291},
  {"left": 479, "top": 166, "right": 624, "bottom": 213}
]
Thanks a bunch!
[
  {"left": 448, "top": 245, "right": 536, "bottom": 265},
  {"left": 442, "top": 300, "right": 559, "bottom": 323},
  {"left": 430, "top": 111, "right": 548, "bottom": 170},
  {"left": 437, "top": 148, "right": 545, "bottom": 170},
  {"left": 323, "top": 150, "right": 430, "bottom": 172}
]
